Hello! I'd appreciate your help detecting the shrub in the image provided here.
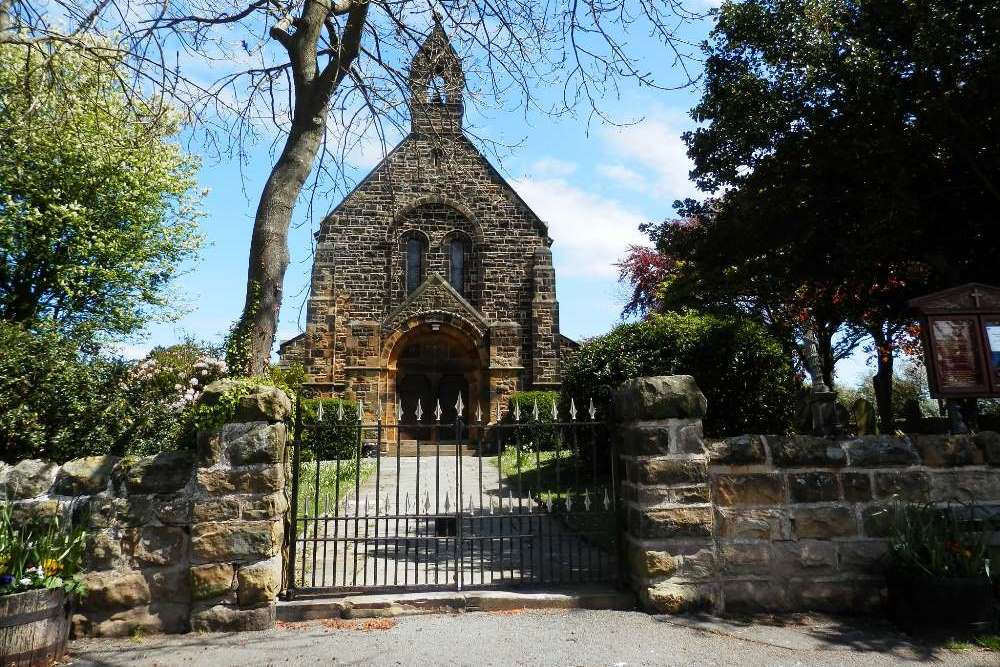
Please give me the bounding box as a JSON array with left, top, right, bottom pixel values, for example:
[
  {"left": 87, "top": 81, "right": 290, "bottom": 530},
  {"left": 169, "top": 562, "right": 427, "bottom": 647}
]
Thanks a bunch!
[
  {"left": 561, "top": 310, "right": 798, "bottom": 436},
  {"left": 299, "top": 397, "right": 360, "bottom": 461},
  {"left": 0, "top": 322, "right": 130, "bottom": 463},
  {"left": 503, "top": 391, "right": 560, "bottom": 450},
  {"left": 0, "top": 324, "right": 232, "bottom": 463}
]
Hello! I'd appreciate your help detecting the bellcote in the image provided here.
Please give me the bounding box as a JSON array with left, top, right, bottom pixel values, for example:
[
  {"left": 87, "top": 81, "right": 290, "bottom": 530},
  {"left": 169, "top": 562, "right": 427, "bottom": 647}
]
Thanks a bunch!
[{"left": 408, "top": 19, "right": 464, "bottom": 135}]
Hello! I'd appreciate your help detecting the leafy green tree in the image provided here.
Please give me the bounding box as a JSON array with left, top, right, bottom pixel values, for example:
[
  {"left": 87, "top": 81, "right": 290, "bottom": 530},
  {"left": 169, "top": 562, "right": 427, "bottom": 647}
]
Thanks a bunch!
[
  {"left": 0, "top": 44, "right": 203, "bottom": 340},
  {"left": 0, "top": 322, "right": 129, "bottom": 463},
  {"left": 562, "top": 310, "right": 798, "bottom": 436},
  {"left": 669, "top": 0, "right": 1000, "bottom": 429}
]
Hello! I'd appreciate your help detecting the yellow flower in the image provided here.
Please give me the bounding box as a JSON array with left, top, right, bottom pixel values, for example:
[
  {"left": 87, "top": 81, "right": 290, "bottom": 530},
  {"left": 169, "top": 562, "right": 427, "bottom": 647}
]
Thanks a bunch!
[{"left": 41, "top": 559, "right": 61, "bottom": 576}]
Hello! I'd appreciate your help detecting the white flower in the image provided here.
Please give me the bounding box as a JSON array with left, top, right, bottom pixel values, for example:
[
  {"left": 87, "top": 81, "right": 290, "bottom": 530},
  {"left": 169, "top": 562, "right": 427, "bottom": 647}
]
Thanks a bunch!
[
  {"left": 189, "top": 377, "right": 199, "bottom": 386},
  {"left": 200, "top": 369, "right": 208, "bottom": 376},
  {"left": 19, "top": 578, "right": 31, "bottom": 586},
  {"left": 174, "top": 384, "right": 183, "bottom": 390}
]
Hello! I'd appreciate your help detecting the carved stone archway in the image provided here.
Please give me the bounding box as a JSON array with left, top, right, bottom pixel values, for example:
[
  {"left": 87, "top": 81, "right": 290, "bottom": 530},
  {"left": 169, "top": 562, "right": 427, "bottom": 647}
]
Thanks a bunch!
[{"left": 385, "top": 319, "right": 487, "bottom": 440}]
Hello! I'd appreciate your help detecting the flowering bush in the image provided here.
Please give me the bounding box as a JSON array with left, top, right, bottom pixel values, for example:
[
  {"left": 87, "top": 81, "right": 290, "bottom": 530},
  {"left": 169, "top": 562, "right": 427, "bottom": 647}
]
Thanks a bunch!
[{"left": 0, "top": 503, "right": 87, "bottom": 599}]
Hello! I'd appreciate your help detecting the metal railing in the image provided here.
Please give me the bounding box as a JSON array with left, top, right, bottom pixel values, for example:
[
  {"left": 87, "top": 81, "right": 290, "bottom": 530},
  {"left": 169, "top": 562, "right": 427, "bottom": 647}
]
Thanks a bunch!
[{"left": 285, "top": 395, "right": 621, "bottom": 597}]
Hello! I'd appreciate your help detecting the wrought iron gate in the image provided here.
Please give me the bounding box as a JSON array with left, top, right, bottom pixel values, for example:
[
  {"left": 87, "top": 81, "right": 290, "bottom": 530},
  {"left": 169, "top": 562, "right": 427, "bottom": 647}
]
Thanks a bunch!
[{"left": 285, "top": 396, "right": 621, "bottom": 596}]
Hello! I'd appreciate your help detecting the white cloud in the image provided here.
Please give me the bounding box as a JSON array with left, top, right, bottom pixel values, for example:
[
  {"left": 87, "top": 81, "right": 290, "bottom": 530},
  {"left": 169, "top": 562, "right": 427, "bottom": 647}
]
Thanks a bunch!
[
  {"left": 513, "top": 175, "right": 648, "bottom": 278},
  {"left": 601, "top": 114, "right": 700, "bottom": 202},
  {"left": 525, "top": 157, "right": 578, "bottom": 178},
  {"left": 596, "top": 163, "right": 648, "bottom": 192}
]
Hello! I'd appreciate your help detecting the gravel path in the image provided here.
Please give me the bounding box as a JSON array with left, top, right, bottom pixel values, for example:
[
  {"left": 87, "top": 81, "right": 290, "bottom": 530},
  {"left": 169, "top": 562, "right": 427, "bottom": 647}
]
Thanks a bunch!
[{"left": 68, "top": 609, "right": 992, "bottom": 667}]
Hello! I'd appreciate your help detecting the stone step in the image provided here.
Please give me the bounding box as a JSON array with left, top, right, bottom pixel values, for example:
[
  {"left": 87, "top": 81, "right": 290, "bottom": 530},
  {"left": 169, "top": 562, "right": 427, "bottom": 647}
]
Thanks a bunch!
[{"left": 277, "top": 587, "right": 635, "bottom": 622}]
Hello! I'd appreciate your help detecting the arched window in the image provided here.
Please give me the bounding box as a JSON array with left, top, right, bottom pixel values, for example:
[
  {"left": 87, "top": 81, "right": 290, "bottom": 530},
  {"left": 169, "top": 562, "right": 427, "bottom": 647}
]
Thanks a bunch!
[
  {"left": 448, "top": 236, "right": 466, "bottom": 294},
  {"left": 406, "top": 235, "right": 426, "bottom": 294},
  {"left": 427, "top": 74, "right": 447, "bottom": 103}
]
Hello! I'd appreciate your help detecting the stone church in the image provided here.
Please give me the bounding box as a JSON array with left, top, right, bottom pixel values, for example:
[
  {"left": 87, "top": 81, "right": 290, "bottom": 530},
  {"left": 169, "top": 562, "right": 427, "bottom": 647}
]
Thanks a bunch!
[{"left": 279, "top": 23, "right": 573, "bottom": 433}]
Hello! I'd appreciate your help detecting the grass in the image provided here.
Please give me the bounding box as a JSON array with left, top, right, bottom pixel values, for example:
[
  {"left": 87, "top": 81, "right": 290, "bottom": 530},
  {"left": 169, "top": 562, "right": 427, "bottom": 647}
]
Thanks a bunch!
[
  {"left": 944, "top": 635, "right": 1000, "bottom": 652},
  {"left": 295, "top": 458, "right": 375, "bottom": 516},
  {"left": 494, "top": 446, "right": 617, "bottom": 552},
  {"left": 496, "top": 447, "right": 611, "bottom": 506}
]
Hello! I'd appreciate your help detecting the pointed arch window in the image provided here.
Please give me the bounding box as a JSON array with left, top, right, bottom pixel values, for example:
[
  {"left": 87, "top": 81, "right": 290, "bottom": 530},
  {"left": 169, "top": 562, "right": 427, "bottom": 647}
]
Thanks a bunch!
[
  {"left": 448, "top": 236, "right": 467, "bottom": 295},
  {"left": 406, "top": 235, "right": 427, "bottom": 294}
]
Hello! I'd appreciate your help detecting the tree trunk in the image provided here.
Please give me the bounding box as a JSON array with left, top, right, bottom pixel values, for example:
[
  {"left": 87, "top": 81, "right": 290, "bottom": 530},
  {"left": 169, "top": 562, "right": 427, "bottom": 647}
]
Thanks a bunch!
[
  {"left": 870, "top": 326, "right": 895, "bottom": 432},
  {"left": 816, "top": 324, "right": 836, "bottom": 390},
  {"left": 242, "top": 107, "right": 327, "bottom": 374}
]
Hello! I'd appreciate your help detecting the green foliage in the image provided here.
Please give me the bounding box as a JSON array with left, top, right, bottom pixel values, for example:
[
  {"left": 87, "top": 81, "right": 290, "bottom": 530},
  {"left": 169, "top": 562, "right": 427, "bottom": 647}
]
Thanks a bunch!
[
  {"left": 562, "top": 310, "right": 797, "bottom": 436},
  {"left": 0, "top": 322, "right": 129, "bottom": 463},
  {"left": 300, "top": 397, "right": 360, "bottom": 461},
  {"left": 888, "top": 502, "right": 993, "bottom": 580},
  {"left": 0, "top": 323, "right": 234, "bottom": 463},
  {"left": 0, "top": 503, "right": 87, "bottom": 599},
  {"left": 676, "top": 0, "right": 1000, "bottom": 425},
  {"left": 0, "top": 43, "right": 203, "bottom": 341},
  {"left": 504, "top": 391, "right": 560, "bottom": 450}
]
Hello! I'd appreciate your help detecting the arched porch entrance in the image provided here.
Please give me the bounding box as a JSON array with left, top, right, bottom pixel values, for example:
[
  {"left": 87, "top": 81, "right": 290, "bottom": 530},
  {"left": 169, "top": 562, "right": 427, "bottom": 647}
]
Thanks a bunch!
[{"left": 388, "top": 322, "right": 485, "bottom": 439}]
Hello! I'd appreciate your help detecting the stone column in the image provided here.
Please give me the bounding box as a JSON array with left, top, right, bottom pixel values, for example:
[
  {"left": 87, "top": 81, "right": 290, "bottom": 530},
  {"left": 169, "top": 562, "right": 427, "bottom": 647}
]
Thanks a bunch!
[
  {"left": 189, "top": 387, "right": 291, "bottom": 632},
  {"left": 614, "top": 376, "right": 718, "bottom": 613}
]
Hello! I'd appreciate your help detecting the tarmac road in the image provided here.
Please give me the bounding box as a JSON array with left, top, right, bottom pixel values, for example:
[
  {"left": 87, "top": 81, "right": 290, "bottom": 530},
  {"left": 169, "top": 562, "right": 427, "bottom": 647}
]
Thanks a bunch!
[{"left": 68, "top": 609, "right": 995, "bottom": 666}]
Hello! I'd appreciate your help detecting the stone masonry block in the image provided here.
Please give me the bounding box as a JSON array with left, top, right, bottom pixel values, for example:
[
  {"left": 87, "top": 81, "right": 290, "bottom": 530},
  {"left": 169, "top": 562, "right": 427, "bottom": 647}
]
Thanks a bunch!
[
  {"left": 613, "top": 376, "right": 707, "bottom": 421},
  {"left": 792, "top": 506, "right": 857, "bottom": 539},
  {"left": 53, "top": 456, "right": 119, "bottom": 496},
  {"left": 714, "top": 474, "right": 784, "bottom": 506},
  {"left": 124, "top": 452, "right": 193, "bottom": 494},
  {"left": 633, "top": 458, "right": 708, "bottom": 487},
  {"left": 874, "top": 471, "right": 931, "bottom": 501},
  {"left": 973, "top": 431, "right": 1000, "bottom": 465},
  {"left": 929, "top": 469, "right": 1000, "bottom": 502},
  {"left": 2, "top": 459, "right": 58, "bottom": 499},
  {"left": 715, "top": 508, "right": 788, "bottom": 540},
  {"left": 844, "top": 436, "right": 919, "bottom": 467},
  {"left": 861, "top": 504, "right": 896, "bottom": 538},
  {"left": 837, "top": 540, "right": 889, "bottom": 573},
  {"left": 841, "top": 473, "right": 873, "bottom": 502},
  {"left": 641, "top": 582, "right": 715, "bottom": 614},
  {"left": 633, "top": 506, "right": 713, "bottom": 539},
  {"left": 788, "top": 471, "right": 839, "bottom": 503},
  {"left": 707, "top": 435, "right": 766, "bottom": 465},
  {"left": 191, "top": 521, "right": 283, "bottom": 564},
  {"left": 196, "top": 465, "right": 284, "bottom": 496},
  {"left": 912, "top": 434, "right": 984, "bottom": 467},
  {"left": 628, "top": 546, "right": 677, "bottom": 579},
  {"left": 81, "top": 570, "right": 151, "bottom": 611},
  {"left": 720, "top": 542, "right": 771, "bottom": 575},
  {"left": 190, "top": 603, "right": 276, "bottom": 633},
  {"left": 769, "top": 436, "right": 846, "bottom": 467},
  {"left": 236, "top": 557, "right": 282, "bottom": 607}
]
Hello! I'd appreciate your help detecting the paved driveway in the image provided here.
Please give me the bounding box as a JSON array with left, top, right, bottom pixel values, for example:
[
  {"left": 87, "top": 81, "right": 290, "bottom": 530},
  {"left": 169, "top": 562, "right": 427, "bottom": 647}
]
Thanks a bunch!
[{"left": 68, "top": 609, "right": 993, "bottom": 666}]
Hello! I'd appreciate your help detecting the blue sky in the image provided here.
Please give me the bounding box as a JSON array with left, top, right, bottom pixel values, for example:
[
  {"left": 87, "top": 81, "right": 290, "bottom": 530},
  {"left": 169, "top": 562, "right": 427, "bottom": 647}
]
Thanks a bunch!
[{"left": 134, "top": 3, "right": 875, "bottom": 387}]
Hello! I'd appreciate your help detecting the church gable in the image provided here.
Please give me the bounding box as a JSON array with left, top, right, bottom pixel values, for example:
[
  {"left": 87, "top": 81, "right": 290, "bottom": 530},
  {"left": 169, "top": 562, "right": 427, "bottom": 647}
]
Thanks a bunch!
[
  {"left": 318, "top": 132, "right": 548, "bottom": 242},
  {"left": 383, "top": 272, "right": 488, "bottom": 337}
]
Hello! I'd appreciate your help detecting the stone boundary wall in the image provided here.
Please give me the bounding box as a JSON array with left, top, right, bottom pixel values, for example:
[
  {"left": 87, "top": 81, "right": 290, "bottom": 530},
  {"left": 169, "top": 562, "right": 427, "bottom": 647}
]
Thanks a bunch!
[
  {"left": 617, "top": 375, "right": 1000, "bottom": 615},
  {"left": 0, "top": 388, "right": 291, "bottom": 637}
]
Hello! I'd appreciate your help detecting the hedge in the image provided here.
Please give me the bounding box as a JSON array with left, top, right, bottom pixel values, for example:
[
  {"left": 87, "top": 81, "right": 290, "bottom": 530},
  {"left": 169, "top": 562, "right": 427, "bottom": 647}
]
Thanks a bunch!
[{"left": 561, "top": 310, "right": 798, "bottom": 436}]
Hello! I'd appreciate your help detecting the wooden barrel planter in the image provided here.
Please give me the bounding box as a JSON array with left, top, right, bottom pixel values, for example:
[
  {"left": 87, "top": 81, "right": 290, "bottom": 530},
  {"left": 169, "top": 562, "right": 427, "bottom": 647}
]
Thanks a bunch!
[{"left": 0, "top": 589, "right": 70, "bottom": 667}]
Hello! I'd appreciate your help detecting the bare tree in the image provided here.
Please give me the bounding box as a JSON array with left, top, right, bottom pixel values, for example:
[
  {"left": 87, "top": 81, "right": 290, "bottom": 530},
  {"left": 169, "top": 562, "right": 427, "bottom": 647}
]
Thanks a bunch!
[{"left": 1, "top": 0, "right": 709, "bottom": 373}]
